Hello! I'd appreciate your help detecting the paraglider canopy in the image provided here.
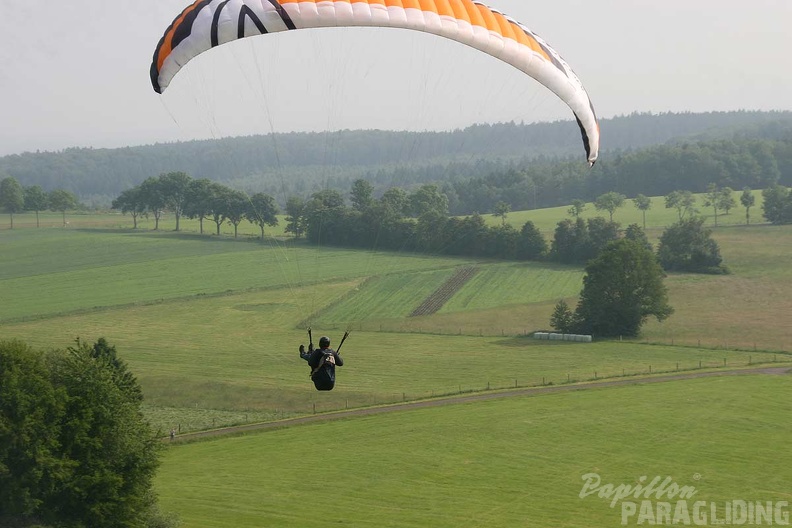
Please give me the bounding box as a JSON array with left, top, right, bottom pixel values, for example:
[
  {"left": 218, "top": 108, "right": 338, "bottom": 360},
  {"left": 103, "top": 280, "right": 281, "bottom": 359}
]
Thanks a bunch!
[{"left": 151, "top": 0, "right": 599, "bottom": 164}]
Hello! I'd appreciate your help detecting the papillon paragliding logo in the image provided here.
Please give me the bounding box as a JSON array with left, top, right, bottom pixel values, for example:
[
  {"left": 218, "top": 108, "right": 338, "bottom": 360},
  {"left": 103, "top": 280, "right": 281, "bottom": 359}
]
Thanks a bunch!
[
  {"left": 150, "top": 0, "right": 600, "bottom": 166},
  {"left": 579, "top": 473, "right": 790, "bottom": 526}
]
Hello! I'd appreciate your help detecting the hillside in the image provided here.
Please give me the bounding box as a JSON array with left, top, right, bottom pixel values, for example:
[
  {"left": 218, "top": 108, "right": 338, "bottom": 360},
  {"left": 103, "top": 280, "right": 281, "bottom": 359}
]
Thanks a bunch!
[{"left": 2, "top": 110, "right": 791, "bottom": 207}]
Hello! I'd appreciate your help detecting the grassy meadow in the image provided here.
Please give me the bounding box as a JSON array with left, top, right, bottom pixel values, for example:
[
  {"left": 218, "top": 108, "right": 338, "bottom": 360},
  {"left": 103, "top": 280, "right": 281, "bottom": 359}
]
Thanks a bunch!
[
  {"left": 155, "top": 373, "right": 792, "bottom": 527},
  {"left": 1, "top": 218, "right": 790, "bottom": 434},
  {"left": 483, "top": 189, "right": 764, "bottom": 233},
  {"left": 2, "top": 197, "right": 791, "bottom": 526}
]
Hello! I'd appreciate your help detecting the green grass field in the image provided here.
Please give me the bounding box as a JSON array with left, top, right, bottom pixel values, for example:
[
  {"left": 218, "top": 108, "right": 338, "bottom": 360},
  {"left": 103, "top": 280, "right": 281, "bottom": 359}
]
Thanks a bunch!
[
  {"left": 0, "top": 228, "right": 469, "bottom": 321},
  {"left": 2, "top": 197, "right": 791, "bottom": 527},
  {"left": 155, "top": 373, "right": 792, "bottom": 527},
  {"left": 483, "top": 190, "right": 765, "bottom": 233},
  {"left": 1, "top": 215, "right": 791, "bottom": 435}
]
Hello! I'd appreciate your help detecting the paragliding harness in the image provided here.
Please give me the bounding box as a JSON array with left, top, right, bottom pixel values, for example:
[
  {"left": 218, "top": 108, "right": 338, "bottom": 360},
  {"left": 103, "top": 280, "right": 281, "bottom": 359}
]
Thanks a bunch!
[{"left": 306, "top": 329, "right": 349, "bottom": 391}]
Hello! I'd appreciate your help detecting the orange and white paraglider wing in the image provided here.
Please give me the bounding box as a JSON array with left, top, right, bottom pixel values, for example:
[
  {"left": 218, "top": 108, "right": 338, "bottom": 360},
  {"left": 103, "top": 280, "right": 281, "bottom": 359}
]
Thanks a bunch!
[{"left": 151, "top": 0, "right": 599, "bottom": 164}]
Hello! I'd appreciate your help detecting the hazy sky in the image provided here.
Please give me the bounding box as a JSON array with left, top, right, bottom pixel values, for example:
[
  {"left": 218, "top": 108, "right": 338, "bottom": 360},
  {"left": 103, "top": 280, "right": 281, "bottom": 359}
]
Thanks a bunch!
[{"left": 2, "top": 0, "right": 791, "bottom": 156}]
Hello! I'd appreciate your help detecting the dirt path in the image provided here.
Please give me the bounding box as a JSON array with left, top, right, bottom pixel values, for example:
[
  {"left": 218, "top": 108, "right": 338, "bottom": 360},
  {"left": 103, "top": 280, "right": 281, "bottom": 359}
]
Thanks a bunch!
[{"left": 168, "top": 366, "right": 790, "bottom": 443}]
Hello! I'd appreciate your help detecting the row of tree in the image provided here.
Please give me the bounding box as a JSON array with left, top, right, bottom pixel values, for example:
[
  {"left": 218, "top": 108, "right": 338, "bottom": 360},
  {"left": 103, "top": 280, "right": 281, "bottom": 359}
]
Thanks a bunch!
[
  {"left": 110, "top": 172, "right": 279, "bottom": 238},
  {"left": 0, "top": 338, "right": 176, "bottom": 528},
  {"left": 284, "top": 180, "right": 728, "bottom": 276},
  {"left": 96, "top": 175, "right": 731, "bottom": 275},
  {"left": 567, "top": 185, "right": 749, "bottom": 227},
  {"left": 0, "top": 177, "right": 79, "bottom": 227}
]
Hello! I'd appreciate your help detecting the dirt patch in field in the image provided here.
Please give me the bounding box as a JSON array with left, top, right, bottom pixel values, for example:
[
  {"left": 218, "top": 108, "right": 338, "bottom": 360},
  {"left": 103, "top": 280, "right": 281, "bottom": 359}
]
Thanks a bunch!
[{"left": 410, "top": 267, "right": 479, "bottom": 316}]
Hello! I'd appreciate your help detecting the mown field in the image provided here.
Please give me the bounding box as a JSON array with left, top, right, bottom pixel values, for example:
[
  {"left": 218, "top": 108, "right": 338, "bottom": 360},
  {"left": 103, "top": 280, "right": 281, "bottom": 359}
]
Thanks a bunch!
[
  {"left": 155, "top": 373, "right": 792, "bottom": 528},
  {"left": 2, "top": 198, "right": 790, "bottom": 527},
  {"left": 1, "top": 221, "right": 790, "bottom": 435}
]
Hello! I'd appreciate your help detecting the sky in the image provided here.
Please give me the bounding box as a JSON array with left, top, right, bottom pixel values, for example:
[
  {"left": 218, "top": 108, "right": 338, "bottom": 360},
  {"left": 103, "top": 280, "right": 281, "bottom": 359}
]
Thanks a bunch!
[{"left": 1, "top": 0, "right": 791, "bottom": 157}]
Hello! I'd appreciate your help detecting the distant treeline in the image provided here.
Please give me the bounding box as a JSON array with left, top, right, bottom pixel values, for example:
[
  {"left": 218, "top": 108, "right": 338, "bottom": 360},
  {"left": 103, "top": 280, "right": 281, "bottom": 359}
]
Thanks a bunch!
[
  {"left": 1, "top": 110, "right": 791, "bottom": 208},
  {"left": 93, "top": 173, "right": 792, "bottom": 267},
  {"left": 447, "top": 132, "right": 792, "bottom": 214}
]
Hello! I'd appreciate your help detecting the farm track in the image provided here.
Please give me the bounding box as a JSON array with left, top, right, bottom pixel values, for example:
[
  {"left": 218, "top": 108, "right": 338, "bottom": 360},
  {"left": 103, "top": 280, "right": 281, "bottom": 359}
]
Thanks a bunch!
[
  {"left": 410, "top": 266, "right": 479, "bottom": 316},
  {"left": 168, "top": 366, "right": 791, "bottom": 443}
]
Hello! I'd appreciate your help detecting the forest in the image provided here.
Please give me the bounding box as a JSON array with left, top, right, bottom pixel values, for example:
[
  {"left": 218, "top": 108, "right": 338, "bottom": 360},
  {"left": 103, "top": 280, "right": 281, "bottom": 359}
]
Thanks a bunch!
[{"left": 1, "top": 110, "right": 791, "bottom": 213}]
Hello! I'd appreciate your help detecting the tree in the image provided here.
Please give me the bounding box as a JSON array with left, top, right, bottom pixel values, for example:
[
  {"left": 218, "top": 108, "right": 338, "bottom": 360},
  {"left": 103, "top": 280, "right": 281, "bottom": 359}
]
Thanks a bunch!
[
  {"left": 632, "top": 194, "right": 652, "bottom": 230},
  {"left": 740, "top": 187, "right": 756, "bottom": 225},
  {"left": 183, "top": 178, "right": 214, "bottom": 234},
  {"left": 704, "top": 183, "right": 721, "bottom": 225},
  {"left": 247, "top": 192, "right": 279, "bottom": 239},
  {"left": 48, "top": 189, "right": 78, "bottom": 227},
  {"left": 159, "top": 171, "right": 192, "bottom": 231},
  {"left": 415, "top": 210, "right": 449, "bottom": 253},
  {"left": 594, "top": 192, "right": 626, "bottom": 222},
  {"left": 23, "top": 185, "right": 49, "bottom": 228},
  {"left": 0, "top": 338, "right": 169, "bottom": 528},
  {"left": 304, "top": 190, "right": 347, "bottom": 244},
  {"left": 112, "top": 186, "right": 147, "bottom": 228},
  {"left": 657, "top": 217, "right": 727, "bottom": 274},
  {"left": 516, "top": 221, "right": 547, "bottom": 260},
  {"left": 551, "top": 217, "right": 620, "bottom": 265},
  {"left": 0, "top": 340, "right": 64, "bottom": 519},
  {"left": 573, "top": 239, "right": 673, "bottom": 338},
  {"left": 380, "top": 187, "right": 409, "bottom": 217},
  {"left": 665, "top": 190, "right": 696, "bottom": 221},
  {"left": 493, "top": 201, "right": 511, "bottom": 225},
  {"left": 624, "top": 223, "right": 652, "bottom": 251},
  {"left": 551, "top": 218, "right": 589, "bottom": 264},
  {"left": 207, "top": 183, "right": 233, "bottom": 236},
  {"left": 139, "top": 177, "right": 166, "bottom": 230},
  {"left": 550, "top": 300, "right": 575, "bottom": 333},
  {"left": 586, "top": 217, "right": 620, "bottom": 255},
  {"left": 350, "top": 179, "right": 374, "bottom": 212},
  {"left": 567, "top": 199, "right": 586, "bottom": 219},
  {"left": 284, "top": 196, "right": 306, "bottom": 238},
  {"left": 409, "top": 184, "right": 448, "bottom": 217},
  {"left": 223, "top": 189, "right": 250, "bottom": 239},
  {"left": 0, "top": 176, "right": 25, "bottom": 229},
  {"left": 45, "top": 338, "right": 162, "bottom": 527},
  {"left": 718, "top": 187, "right": 736, "bottom": 216},
  {"left": 761, "top": 185, "right": 792, "bottom": 224}
]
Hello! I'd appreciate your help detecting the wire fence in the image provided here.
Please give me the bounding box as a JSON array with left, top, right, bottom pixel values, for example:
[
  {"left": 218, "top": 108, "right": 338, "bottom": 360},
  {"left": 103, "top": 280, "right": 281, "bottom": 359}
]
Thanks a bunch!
[{"left": 160, "top": 354, "right": 791, "bottom": 437}]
